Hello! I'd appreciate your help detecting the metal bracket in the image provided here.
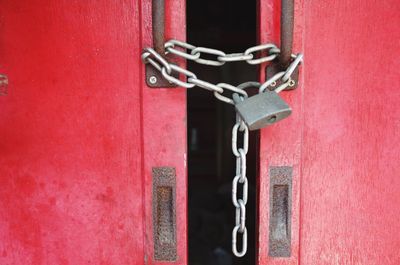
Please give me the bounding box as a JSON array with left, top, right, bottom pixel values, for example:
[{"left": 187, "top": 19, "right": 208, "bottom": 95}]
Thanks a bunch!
[
  {"left": 145, "top": 64, "right": 178, "bottom": 88},
  {"left": 265, "top": 63, "right": 299, "bottom": 91},
  {"left": 146, "top": 0, "right": 178, "bottom": 88},
  {"left": 265, "top": 0, "right": 298, "bottom": 91}
]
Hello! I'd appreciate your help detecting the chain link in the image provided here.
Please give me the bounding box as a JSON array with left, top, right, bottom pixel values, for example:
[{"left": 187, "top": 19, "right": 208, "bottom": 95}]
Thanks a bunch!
[
  {"left": 143, "top": 40, "right": 302, "bottom": 103},
  {"left": 142, "top": 39, "right": 303, "bottom": 258},
  {"left": 244, "top": 43, "right": 279, "bottom": 65},
  {"left": 218, "top": 52, "right": 253, "bottom": 63},
  {"left": 259, "top": 53, "right": 304, "bottom": 93},
  {"left": 191, "top": 47, "right": 226, "bottom": 66},
  {"left": 165, "top": 39, "right": 201, "bottom": 60},
  {"left": 161, "top": 63, "right": 197, "bottom": 88},
  {"left": 163, "top": 40, "right": 282, "bottom": 66},
  {"left": 187, "top": 78, "right": 224, "bottom": 93},
  {"left": 231, "top": 112, "right": 249, "bottom": 257},
  {"left": 232, "top": 226, "right": 247, "bottom": 258},
  {"left": 142, "top": 47, "right": 172, "bottom": 73}
]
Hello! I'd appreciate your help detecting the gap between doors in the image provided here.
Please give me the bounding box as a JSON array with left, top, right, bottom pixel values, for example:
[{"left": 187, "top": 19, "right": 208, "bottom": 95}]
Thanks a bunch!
[{"left": 187, "top": 1, "right": 258, "bottom": 264}]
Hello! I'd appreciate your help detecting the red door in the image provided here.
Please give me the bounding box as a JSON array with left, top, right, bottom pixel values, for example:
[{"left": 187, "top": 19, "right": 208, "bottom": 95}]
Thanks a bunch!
[
  {"left": 258, "top": 0, "right": 400, "bottom": 264},
  {"left": 0, "top": 1, "right": 187, "bottom": 264},
  {"left": 1, "top": 1, "right": 399, "bottom": 265}
]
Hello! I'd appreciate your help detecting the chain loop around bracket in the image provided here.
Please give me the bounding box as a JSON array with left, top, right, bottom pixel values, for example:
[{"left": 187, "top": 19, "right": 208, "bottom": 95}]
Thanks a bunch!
[{"left": 142, "top": 40, "right": 303, "bottom": 100}]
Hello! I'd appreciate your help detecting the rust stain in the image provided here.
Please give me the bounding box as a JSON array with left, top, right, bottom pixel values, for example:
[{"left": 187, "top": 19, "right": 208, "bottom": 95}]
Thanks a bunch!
[{"left": 0, "top": 74, "right": 8, "bottom": 95}]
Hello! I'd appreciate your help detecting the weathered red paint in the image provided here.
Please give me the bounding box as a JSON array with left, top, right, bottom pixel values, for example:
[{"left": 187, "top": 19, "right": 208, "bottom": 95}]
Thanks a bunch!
[
  {"left": 2, "top": 0, "right": 399, "bottom": 264},
  {"left": 257, "top": 0, "right": 304, "bottom": 264},
  {"left": 258, "top": 0, "right": 400, "bottom": 264},
  {"left": 141, "top": 0, "right": 187, "bottom": 264},
  {"left": 0, "top": 0, "right": 186, "bottom": 264}
]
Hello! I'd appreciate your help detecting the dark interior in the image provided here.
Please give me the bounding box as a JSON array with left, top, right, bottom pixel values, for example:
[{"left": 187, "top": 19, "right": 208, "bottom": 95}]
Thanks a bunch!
[{"left": 187, "top": 1, "right": 258, "bottom": 264}]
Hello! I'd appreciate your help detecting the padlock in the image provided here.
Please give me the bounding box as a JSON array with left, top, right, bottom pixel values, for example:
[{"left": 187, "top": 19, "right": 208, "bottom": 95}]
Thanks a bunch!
[{"left": 233, "top": 91, "right": 292, "bottom": 130}]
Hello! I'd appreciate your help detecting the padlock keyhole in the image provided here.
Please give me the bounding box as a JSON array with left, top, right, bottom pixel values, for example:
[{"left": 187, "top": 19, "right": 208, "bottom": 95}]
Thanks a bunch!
[{"left": 268, "top": 115, "right": 277, "bottom": 123}]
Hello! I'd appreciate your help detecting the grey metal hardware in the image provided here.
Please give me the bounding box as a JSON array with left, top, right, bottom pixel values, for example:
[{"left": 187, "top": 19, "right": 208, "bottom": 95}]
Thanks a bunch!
[
  {"left": 141, "top": 43, "right": 302, "bottom": 257},
  {"left": 233, "top": 91, "right": 292, "bottom": 131},
  {"left": 152, "top": 0, "right": 165, "bottom": 54},
  {"left": 231, "top": 112, "right": 249, "bottom": 257},
  {"left": 142, "top": 41, "right": 303, "bottom": 257},
  {"left": 143, "top": 40, "right": 302, "bottom": 92},
  {"left": 142, "top": 0, "right": 303, "bottom": 255},
  {"left": 266, "top": 0, "right": 300, "bottom": 90},
  {"left": 143, "top": 0, "right": 303, "bottom": 252},
  {"left": 145, "top": 0, "right": 178, "bottom": 88},
  {"left": 280, "top": 0, "right": 294, "bottom": 68}
]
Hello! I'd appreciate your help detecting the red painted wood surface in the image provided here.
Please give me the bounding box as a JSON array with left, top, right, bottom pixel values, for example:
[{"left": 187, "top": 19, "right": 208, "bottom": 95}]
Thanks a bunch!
[
  {"left": 258, "top": 0, "right": 400, "bottom": 264},
  {"left": 0, "top": 1, "right": 187, "bottom": 264},
  {"left": 257, "top": 0, "right": 304, "bottom": 264},
  {"left": 141, "top": 0, "right": 187, "bottom": 264},
  {"left": 300, "top": 1, "right": 400, "bottom": 264}
]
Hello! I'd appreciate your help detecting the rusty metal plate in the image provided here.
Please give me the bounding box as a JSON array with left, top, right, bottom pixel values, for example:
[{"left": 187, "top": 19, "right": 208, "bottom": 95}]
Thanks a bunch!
[
  {"left": 268, "top": 166, "right": 292, "bottom": 257},
  {"left": 152, "top": 167, "right": 177, "bottom": 261},
  {"left": 146, "top": 64, "right": 178, "bottom": 88},
  {"left": 0, "top": 74, "right": 8, "bottom": 96}
]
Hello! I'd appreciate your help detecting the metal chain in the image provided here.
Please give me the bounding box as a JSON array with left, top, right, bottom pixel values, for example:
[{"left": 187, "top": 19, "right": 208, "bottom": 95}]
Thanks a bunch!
[
  {"left": 231, "top": 105, "right": 249, "bottom": 257},
  {"left": 142, "top": 40, "right": 303, "bottom": 258},
  {"left": 165, "top": 39, "right": 280, "bottom": 66},
  {"left": 142, "top": 40, "right": 303, "bottom": 106},
  {"left": 259, "top": 53, "right": 303, "bottom": 93}
]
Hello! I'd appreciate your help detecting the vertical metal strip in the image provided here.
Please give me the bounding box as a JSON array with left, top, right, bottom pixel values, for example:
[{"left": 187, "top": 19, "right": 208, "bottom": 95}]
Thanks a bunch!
[
  {"left": 279, "top": 0, "right": 294, "bottom": 68},
  {"left": 265, "top": 0, "right": 299, "bottom": 90},
  {"left": 152, "top": 167, "right": 177, "bottom": 261},
  {"left": 152, "top": 0, "right": 165, "bottom": 54},
  {"left": 146, "top": 0, "right": 177, "bottom": 88}
]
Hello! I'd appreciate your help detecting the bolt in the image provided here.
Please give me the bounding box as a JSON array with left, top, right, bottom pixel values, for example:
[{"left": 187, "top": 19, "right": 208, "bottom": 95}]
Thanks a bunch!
[
  {"left": 288, "top": 79, "right": 296, "bottom": 87},
  {"left": 270, "top": 81, "right": 277, "bottom": 87},
  {"left": 149, "top": 75, "right": 157, "bottom": 85}
]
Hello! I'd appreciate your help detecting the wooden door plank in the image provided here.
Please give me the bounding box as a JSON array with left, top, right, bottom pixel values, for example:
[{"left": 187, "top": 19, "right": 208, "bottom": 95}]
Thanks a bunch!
[
  {"left": 140, "top": 0, "right": 188, "bottom": 264},
  {"left": 300, "top": 1, "right": 400, "bottom": 264},
  {"left": 0, "top": 1, "right": 145, "bottom": 264},
  {"left": 257, "top": 0, "right": 305, "bottom": 264}
]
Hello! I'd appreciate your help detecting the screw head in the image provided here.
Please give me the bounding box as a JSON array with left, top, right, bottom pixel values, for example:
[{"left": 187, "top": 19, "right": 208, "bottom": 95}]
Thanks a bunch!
[
  {"left": 149, "top": 76, "right": 157, "bottom": 85},
  {"left": 270, "top": 81, "right": 277, "bottom": 87},
  {"left": 288, "top": 79, "right": 296, "bottom": 87}
]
